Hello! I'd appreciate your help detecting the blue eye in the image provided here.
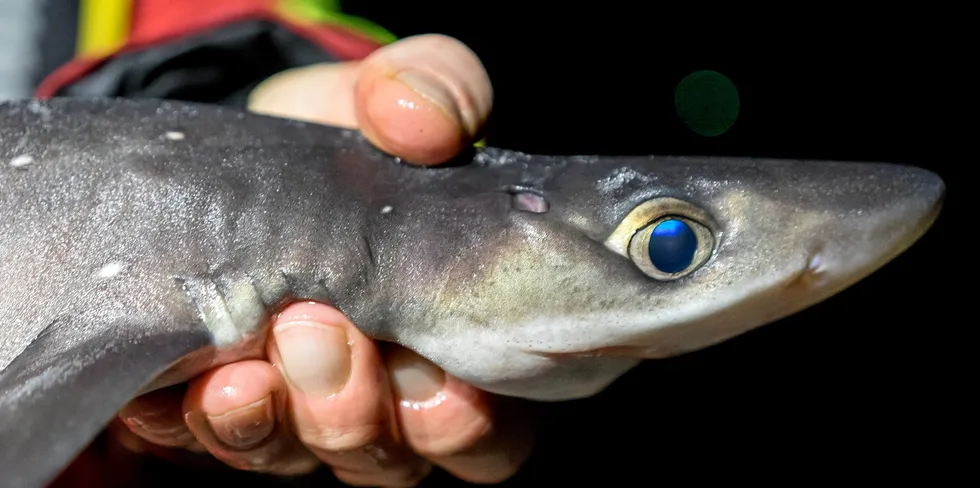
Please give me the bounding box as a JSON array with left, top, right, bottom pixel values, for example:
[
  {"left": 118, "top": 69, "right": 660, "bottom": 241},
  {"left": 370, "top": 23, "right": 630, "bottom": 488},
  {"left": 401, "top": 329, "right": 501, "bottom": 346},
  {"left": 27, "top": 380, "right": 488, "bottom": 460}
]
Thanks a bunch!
[
  {"left": 621, "top": 200, "right": 716, "bottom": 281},
  {"left": 647, "top": 219, "right": 698, "bottom": 274}
]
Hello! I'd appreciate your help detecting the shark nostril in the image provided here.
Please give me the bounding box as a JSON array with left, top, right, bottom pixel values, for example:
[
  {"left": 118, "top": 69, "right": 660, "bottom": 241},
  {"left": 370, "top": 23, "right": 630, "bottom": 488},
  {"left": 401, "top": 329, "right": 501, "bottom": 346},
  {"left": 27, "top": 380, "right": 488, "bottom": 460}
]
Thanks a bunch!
[
  {"left": 511, "top": 191, "right": 550, "bottom": 213},
  {"left": 806, "top": 253, "right": 825, "bottom": 275},
  {"left": 786, "top": 251, "right": 829, "bottom": 289}
]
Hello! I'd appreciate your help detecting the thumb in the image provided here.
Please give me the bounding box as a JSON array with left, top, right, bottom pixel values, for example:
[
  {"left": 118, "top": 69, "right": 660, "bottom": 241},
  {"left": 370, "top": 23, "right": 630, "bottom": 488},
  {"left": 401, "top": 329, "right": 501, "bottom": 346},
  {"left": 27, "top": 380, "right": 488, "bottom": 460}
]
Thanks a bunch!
[
  {"left": 353, "top": 33, "right": 493, "bottom": 165},
  {"left": 248, "top": 34, "right": 493, "bottom": 166},
  {"left": 247, "top": 62, "right": 361, "bottom": 128}
]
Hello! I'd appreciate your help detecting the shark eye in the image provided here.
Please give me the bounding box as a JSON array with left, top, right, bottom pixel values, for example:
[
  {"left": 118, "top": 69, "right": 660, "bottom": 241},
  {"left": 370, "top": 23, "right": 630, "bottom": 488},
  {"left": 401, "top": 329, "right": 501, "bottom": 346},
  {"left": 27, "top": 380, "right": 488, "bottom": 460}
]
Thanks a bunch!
[
  {"left": 648, "top": 219, "right": 697, "bottom": 272},
  {"left": 603, "top": 197, "right": 719, "bottom": 281},
  {"left": 627, "top": 216, "right": 714, "bottom": 280}
]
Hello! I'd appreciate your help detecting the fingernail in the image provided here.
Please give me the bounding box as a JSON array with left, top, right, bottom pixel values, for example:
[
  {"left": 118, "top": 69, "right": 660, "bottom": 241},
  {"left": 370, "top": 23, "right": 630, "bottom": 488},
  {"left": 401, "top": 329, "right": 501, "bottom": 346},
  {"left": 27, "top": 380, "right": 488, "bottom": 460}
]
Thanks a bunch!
[
  {"left": 394, "top": 69, "right": 462, "bottom": 124},
  {"left": 274, "top": 320, "right": 351, "bottom": 396},
  {"left": 207, "top": 395, "right": 275, "bottom": 450},
  {"left": 376, "top": 35, "right": 492, "bottom": 137},
  {"left": 109, "top": 420, "right": 150, "bottom": 454},
  {"left": 118, "top": 410, "right": 195, "bottom": 447},
  {"left": 389, "top": 349, "right": 445, "bottom": 402}
]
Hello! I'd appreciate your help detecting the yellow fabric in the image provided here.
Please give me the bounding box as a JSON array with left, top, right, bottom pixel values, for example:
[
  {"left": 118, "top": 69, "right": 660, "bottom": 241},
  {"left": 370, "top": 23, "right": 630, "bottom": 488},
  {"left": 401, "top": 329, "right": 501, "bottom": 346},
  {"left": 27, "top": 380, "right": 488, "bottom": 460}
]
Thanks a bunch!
[{"left": 77, "top": 0, "right": 132, "bottom": 58}]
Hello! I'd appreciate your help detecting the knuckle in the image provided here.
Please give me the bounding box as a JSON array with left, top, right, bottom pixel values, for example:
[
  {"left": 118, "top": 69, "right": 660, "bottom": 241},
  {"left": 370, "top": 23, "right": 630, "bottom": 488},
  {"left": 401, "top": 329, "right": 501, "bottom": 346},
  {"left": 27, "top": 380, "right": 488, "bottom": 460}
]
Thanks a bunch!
[
  {"left": 459, "top": 466, "right": 522, "bottom": 485},
  {"left": 331, "top": 470, "right": 377, "bottom": 487},
  {"left": 275, "top": 456, "right": 322, "bottom": 477},
  {"left": 334, "top": 463, "right": 430, "bottom": 488},
  {"left": 257, "top": 461, "right": 320, "bottom": 478},
  {"left": 399, "top": 462, "right": 434, "bottom": 486},
  {"left": 296, "top": 423, "right": 385, "bottom": 453},
  {"left": 217, "top": 451, "right": 318, "bottom": 476}
]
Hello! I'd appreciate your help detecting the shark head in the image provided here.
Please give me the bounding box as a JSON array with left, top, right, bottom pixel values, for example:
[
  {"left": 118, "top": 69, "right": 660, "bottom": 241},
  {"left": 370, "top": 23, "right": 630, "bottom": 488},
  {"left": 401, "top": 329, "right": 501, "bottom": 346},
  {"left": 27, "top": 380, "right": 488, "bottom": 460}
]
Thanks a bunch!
[{"left": 386, "top": 151, "right": 944, "bottom": 401}]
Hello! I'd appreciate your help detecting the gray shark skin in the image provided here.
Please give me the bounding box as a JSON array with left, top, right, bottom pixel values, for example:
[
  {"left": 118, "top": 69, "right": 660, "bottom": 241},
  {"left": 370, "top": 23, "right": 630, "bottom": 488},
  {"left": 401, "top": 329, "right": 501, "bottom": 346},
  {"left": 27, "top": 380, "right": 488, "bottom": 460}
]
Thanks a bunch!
[{"left": 0, "top": 98, "right": 943, "bottom": 487}]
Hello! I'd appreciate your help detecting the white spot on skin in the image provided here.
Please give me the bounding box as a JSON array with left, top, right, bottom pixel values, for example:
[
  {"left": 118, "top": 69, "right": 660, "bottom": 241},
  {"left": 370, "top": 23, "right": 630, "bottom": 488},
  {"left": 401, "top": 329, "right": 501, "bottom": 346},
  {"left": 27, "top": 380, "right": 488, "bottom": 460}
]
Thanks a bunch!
[
  {"left": 97, "top": 262, "right": 125, "bottom": 278},
  {"left": 380, "top": 205, "right": 393, "bottom": 214},
  {"left": 9, "top": 154, "right": 33, "bottom": 168},
  {"left": 165, "top": 131, "right": 185, "bottom": 141},
  {"left": 596, "top": 167, "right": 651, "bottom": 193}
]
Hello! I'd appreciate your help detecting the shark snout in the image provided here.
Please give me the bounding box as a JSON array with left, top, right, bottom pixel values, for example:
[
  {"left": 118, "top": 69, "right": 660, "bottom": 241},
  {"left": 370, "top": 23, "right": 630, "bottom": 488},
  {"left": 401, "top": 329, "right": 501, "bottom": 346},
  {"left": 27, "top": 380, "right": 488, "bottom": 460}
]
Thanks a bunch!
[
  {"left": 796, "top": 164, "right": 944, "bottom": 295},
  {"left": 857, "top": 165, "right": 943, "bottom": 265},
  {"left": 908, "top": 167, "right": 945, "bottom": 229}
]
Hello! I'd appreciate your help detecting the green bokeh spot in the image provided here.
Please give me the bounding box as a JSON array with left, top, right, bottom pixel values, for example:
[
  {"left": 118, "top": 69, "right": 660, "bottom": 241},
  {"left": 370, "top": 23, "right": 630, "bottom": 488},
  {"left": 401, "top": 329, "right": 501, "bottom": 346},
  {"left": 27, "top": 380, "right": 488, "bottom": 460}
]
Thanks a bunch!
[{"left": 674, "top": 70, "right": 740, "bottom": 137}]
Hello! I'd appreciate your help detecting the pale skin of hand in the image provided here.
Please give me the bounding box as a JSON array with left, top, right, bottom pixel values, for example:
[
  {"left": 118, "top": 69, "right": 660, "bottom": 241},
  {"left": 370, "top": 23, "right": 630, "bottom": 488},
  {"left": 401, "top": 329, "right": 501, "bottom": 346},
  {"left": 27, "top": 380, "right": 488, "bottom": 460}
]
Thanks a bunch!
[{"left": 112, "top": 34, "right": 534, "bottom": 487}]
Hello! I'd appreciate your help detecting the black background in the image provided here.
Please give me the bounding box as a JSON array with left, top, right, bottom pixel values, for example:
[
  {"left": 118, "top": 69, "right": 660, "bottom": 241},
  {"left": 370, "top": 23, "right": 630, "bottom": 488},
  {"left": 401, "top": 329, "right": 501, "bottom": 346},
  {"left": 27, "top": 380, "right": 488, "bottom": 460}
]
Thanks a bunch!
[{"left": 36, "top": 1, "right": 966, "bottom": 486}]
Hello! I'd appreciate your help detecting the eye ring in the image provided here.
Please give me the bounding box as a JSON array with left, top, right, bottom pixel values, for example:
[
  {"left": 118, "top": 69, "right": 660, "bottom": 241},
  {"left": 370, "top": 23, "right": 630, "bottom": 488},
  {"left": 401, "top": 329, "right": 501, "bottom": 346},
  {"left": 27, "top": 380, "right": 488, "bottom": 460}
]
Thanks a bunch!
[
  {"left": 603, "top": 197, "right": 719, "bottom": 281},
  {"left": 627, "top": 216, "right": 714, "bottom": 280}
]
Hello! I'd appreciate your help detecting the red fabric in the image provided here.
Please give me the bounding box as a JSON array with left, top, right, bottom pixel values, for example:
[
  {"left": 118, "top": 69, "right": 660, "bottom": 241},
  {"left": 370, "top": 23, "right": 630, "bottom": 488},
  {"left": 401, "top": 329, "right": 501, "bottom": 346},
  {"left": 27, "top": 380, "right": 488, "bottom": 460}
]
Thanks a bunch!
[
  {"left": 36, "top": 0, "right": 384, "bottom": 98},
  {"left": 35, "top": 58, "right": 105, "bottom": 99}
]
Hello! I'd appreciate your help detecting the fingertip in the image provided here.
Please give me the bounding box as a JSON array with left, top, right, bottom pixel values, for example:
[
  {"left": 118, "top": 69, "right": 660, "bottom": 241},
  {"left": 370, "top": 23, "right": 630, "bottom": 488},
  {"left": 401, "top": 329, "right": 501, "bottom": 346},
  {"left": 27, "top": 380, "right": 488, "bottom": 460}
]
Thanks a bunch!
[
  {"left": 268, "top": 301, "right": 359, "bottom": 400},
  {"left": 247, "top": 34, "right": 491, "bottom": 167},
  {"left": 117, "top": 385, "right": 195, "bottom": 449},
  {"left": 269, "top": 301, "right": 432, "bottom": 483},
  {"left": 354, "top": 34, "right": 492, "bottom": 166},
  {"left": 181, "top": 360, "right": 320, "bottom": 475},
  {"left": 386, "top": 347, "right": 533, "bottom": 484},
  {"left": 274, "top": 301, "right": 356, "bottom": 329},
  {"left": 108, "top": 417, "right": 151, "bottom": 455},
  {"left": 184, "top": 360, "right": 283, "bottom": 415},
  {"left": 386, "top": 345, "right": 453, "bottom": 409},
  {"left": 333, "top": 462, "right": 433, "bottom": 488},
  {"left": 183, "top": 361, "right": 284, "bottom": 452},
  {"left": 389, "top": 358, "right": 494, "bottom": 458},
  {"left": 355, "top": 71, "right": 467, "bottom": 166},
  {"left": 269, "top": 302, "right": 393, "bottom": 433}
]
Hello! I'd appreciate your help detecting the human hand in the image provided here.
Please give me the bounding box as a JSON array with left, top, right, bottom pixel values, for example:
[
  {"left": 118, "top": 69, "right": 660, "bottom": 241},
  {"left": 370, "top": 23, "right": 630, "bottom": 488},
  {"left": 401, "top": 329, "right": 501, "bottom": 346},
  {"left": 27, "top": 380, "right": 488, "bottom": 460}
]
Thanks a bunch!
[{"left": 105, "top": 34, "right": 532, "bottom": 487}]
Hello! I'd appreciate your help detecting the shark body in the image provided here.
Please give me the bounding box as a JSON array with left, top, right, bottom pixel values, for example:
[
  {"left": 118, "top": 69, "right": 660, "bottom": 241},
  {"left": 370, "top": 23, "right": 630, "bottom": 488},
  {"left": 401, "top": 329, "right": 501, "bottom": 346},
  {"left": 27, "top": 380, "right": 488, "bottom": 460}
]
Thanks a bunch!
[{"left": 0, "top": 98, "right": 943, "bottom": 487}]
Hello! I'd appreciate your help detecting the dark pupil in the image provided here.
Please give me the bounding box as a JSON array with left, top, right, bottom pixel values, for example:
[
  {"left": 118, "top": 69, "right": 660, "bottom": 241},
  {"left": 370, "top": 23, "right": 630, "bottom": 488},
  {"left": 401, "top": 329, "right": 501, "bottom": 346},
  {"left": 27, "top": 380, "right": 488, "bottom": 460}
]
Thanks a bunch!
[{"left": 648, "top": 219, "right": 698, "bottom": 273}]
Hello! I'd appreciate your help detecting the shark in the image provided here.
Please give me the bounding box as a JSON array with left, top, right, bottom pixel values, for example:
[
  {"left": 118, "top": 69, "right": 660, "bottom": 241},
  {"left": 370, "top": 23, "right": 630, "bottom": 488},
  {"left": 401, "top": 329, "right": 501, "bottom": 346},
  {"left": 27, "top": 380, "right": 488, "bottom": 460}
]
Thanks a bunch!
[{"left": 0, "top": 97, "right": 944, "bottom": 487}]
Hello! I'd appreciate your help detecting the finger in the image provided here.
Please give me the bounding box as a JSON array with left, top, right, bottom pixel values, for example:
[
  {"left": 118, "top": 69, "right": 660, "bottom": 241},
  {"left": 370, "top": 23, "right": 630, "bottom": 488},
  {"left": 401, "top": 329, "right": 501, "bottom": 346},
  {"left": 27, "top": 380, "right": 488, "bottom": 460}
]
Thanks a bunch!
[
  {"left": 247, "top": 34, "right": 493, "bottom": 166},
  {"left": 248, "top": 62, "right": 361, "bottom": 128},
  {"left": 108, "top": 417, "right": 225, "bottom": 471},
  {"left": 268, "top": 302, "right": 430, "bottom": 487},
  {"left": 386, "top": 346, "right": 535, "bottom": 484},
  {"left": 181, "top": 360, "right": 320, "bottom": 476},
  {"left": 354, "top": 33, "right": 494, "bottom": 165},
  {"left": 117, "top": 384, "right": 196, "bottom": 449}
]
